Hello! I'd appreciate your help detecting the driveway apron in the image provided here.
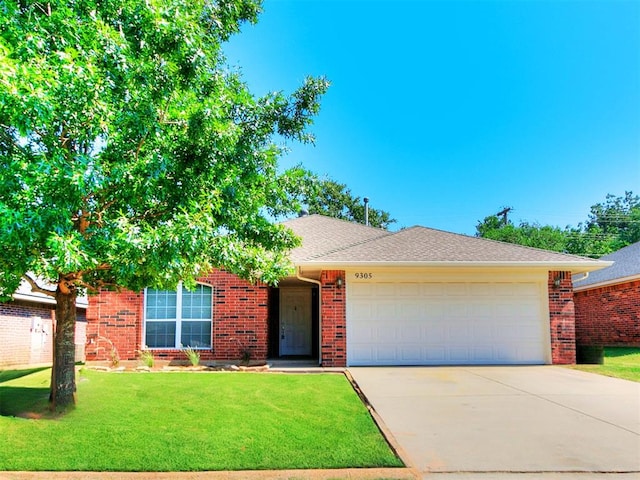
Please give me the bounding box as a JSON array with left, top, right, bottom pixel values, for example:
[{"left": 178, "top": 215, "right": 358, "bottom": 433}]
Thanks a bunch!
[{"left": 349, "top": 366, "right": 640, "bottom": 477}]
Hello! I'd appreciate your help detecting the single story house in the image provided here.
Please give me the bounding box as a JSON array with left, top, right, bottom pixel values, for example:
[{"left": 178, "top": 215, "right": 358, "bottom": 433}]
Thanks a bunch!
[
  {"left": 574, "top": 241, "right": 640, "bottom": 347},
  {"left": 0, "top": 279, "right": 87, "bottom": 368},
  {"left": 86, "top": 214, "right": 609, "bottom": 367}
]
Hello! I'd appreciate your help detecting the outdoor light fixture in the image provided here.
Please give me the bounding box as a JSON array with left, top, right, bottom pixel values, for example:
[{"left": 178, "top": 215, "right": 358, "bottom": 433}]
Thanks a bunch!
[
  {"left": 336, "top": 277, "right": 343, "bottom": 288},
  {"left": 553, "top": 275, "right": 562, "bottom": 289}
]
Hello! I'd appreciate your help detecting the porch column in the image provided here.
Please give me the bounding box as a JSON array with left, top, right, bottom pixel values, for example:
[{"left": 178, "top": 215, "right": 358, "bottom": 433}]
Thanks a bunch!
[
  {"left": 548, "top": 271, "right": 577, "bottom": 364},
  {"left": 320, "top": 270, "right": 346, "bottom": 367}
]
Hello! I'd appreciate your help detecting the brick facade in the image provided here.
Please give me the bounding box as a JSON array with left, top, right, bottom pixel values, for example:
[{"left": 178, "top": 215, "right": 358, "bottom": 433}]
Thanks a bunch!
[
  {"left": 83, "top": 267, "right": 577, "bottom": 367},
  {"left": 85, "top": 269, "right": 269, "bottom": 364},
  {"left": 548, "top": 271, "right": 576, "bottom": 364},
  {"left": 574, "top": 280, "right": 640, "bottom": 346},
  {"left": 319, "top": 270, "right": 346, "bottom": 367},
  {"left": 0, "top": 300, "right": 86, "bottom": 368}
]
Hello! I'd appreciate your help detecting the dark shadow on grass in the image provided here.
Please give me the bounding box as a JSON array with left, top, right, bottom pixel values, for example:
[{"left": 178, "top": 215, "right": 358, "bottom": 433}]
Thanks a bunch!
[
  {"left": 0, "top": 385, "right": 50, "bottom": 417},
  {"left": 604, "top": 347, "right": 640, "bottom": 358},
  {"left": 0, "top": 367, "right": 50, "bottom": 384}
]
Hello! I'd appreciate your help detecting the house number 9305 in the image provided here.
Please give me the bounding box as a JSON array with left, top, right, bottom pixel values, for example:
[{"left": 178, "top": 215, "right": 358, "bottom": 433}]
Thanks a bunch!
[{"left": 354, "top": 272, "right": 373, "bottom": 279}]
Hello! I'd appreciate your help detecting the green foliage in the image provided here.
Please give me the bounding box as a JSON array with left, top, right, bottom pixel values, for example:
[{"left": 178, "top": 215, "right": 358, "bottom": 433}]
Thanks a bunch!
[
  {"left": 585, "top": 191, "right": 640, "bottom": 247},
  {"left": 182, "top": 346, "right": 200, "bottom": 366},
  {"left": 0, "top": 369, "right": 402, "bottom": 470},
  {"left": 304, "top": 176, "right": 396, "bottom": 229},
  {"left": 476, "top": 192, "right": 640, "bottom": 257},
  {"left": 571, "top": 347, "right": 640, "bottom": 383},
  {"left": 0, "top": 0, "right": 327, "bottom": 405},
  {"left": 0, "top": 0, "right": 329, "bottom": 299},
  {"left": 137, "top": 348, "right": 154, "bottom": 368},
  {"left": 477, "top": 218, "right": 568, "bottom": 252}
]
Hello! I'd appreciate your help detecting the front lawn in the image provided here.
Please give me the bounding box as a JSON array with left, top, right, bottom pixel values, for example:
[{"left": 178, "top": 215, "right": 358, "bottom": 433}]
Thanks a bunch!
[
  {"left": 0, "top": 369, "right": 402, "bottom": 471},
  {"left": 571, "top": 347, "right": 640, "bottom": 382}
]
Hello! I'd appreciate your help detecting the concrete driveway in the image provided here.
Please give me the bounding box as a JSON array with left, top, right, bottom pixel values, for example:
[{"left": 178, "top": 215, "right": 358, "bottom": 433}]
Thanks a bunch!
[{"left": 349, "top": 366, "right": 640, "bottom": 479}]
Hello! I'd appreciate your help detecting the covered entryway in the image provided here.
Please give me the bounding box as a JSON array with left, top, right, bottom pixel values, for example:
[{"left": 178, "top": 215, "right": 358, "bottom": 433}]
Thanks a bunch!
[
  {"left": 347, "top": 273, "right": 550, "bottom": 366},
  {"left": 268, "top": 285, "right": 319, "bottom": 360},
  {"left": 279, "top": 288, "right": 312, "bottom": 355}
]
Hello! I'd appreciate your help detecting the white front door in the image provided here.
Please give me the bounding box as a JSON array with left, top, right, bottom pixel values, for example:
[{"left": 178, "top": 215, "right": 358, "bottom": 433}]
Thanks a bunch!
[{"left": 279, "top": 288, "right": 312, "bottom": 356}]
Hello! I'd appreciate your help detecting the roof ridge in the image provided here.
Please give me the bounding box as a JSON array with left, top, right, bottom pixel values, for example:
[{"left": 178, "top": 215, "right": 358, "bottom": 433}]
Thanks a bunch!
[
  {"left": 305, "top": 229, "right": 393, "bottom": 260},
  {"left": 282, "top": 213, "right": 387, "bottom": 230},
  {"left": 405, "top": 225, "right": 597, "bottom": 261}
]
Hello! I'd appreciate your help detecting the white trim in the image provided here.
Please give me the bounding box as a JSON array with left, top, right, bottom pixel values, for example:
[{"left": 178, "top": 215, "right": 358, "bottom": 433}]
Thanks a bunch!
[
  {"left": 142, "top": 282, "right": 213, "bottom": 350},
  {"left": 295, "top": 267, "right": 322, "bottom": 365},
  {"left": 573, "top": 274, "right": 640, "bottom": 292},
  {"left": 296, "top": 260, "right": 612, "bottom": 273}
]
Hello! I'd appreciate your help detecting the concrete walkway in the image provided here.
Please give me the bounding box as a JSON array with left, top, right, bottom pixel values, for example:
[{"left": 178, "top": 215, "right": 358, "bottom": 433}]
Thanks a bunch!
[{"left": 349, "top": 366, "right": 640, "bottom": 479}]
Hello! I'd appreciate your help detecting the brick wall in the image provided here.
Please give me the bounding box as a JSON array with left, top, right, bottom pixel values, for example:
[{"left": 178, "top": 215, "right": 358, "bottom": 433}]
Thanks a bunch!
[
  {"left": 320, "top": 270, "right": 346, "bottom": 367},
  {"left": 574, "top": 280, "right": 640, "bottom": 346},
  {"left": 1, "top": 300, "right": 86, "bottom": 368},
  {"left": 548, "top": 271, "right": 576, "bottom": 364},
  {"left": 85, "top": 290, "right": 143, "bottom": 362},
  {"left": 86, "top": 269, "right": 269, "bottom": 364}
]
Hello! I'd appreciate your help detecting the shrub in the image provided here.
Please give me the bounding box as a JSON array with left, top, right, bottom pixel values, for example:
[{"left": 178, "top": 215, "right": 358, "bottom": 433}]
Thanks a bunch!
[
  {"left": 182, "top": 346, "right": 200, "bottom": 367},
  {"left": 137, "top": 348, "right": 154, "bottom": 368}
]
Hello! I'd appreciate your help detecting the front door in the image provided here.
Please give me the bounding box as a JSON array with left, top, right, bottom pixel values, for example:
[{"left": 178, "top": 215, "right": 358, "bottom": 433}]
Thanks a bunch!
[{"left": 279, "top": 288, "right": 312, "bottom": 356}]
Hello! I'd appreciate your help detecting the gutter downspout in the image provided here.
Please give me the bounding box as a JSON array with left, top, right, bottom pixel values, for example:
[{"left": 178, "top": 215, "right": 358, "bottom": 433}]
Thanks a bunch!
[
  {"left": 573, "top": 272, "right": 590, "bottom": 283},
  {"left": 296, "top": 267, "right": 322, "bottom": 366}
]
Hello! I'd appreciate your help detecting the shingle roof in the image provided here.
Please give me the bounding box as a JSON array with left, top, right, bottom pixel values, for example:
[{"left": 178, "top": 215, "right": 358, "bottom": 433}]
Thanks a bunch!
[
  {"left": 283, "top": 214, "right": 390, "bottom": 262},
  {"left": 283, "top": 214, "right": 608, "bottom": 270},
  {"left": 573, "top": 241, "right": 640, "bottom": 288}
]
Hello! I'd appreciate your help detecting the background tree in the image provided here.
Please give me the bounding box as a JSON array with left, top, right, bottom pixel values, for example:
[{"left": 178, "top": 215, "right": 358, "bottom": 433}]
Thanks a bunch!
[
  {"left": 584, "top": 191, "right": 640, "bottom": 247},
  {"left": 0, "top": 0, "right": 328, "bottom": 408},
  {"left": 476, "top": 217, "right": 568, "bottom": 252},
  {"left": 475, "top": 192, "right": 640, "bottom": 257},
  {"left": 304, "top": 176, "right": 396, "bottom": 229}
]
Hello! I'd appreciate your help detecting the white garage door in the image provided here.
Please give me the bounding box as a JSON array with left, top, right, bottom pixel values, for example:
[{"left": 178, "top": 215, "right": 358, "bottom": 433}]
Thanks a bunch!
[{"left": 347, "top": 281, "right": 548, "bottom": 366}]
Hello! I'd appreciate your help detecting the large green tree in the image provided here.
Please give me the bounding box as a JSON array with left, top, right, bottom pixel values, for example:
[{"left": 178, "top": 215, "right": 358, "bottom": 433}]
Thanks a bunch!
[
  {"left": 304, "top": 177, "right": 395, "bottom": 230},
  {"left": 0, "top": 0, "right": 328, "bottom": 408}
]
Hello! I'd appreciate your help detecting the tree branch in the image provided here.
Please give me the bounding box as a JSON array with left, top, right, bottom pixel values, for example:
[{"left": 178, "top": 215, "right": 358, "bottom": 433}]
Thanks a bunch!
[{"left": 22, "top": 274, "right": 56, "bottom": 298}]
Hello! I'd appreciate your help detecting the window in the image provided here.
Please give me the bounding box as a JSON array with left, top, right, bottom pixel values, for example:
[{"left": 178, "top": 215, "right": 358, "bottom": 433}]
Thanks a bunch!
[{"left": 144, "top": 283, "right": 212, "bottom": 349}]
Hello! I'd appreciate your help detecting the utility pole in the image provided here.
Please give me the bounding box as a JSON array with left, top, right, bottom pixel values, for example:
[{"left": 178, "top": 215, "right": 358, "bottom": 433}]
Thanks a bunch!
[{"left": 496, "top": 207, "right": 512, "bottom": 225}]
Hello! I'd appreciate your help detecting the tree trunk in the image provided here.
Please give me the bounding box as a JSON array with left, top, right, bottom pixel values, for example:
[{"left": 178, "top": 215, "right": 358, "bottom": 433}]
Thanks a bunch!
[{"left": 50, "top": 286, "right": 77, "bottom": 409}]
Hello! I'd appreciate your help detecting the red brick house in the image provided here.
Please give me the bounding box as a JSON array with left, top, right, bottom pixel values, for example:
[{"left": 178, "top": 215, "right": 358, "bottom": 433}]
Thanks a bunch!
[
  {"left": 0, "top": 279, "right": 87, "bottom": 369},
  {"left": 86, "top": 214, "right": 609, "bottom": 367},
  {"left": 574, "top": 241, "right": 640, "bottom": 347}
]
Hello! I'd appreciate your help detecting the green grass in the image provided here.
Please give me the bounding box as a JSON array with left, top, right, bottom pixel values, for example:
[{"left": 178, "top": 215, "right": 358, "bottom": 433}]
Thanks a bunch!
[
  {"left": 571, "top": 347, "right": 640, "bottom": 382},
  {"left": 0, "top": 369, "right": 402, "bottom": 471}
]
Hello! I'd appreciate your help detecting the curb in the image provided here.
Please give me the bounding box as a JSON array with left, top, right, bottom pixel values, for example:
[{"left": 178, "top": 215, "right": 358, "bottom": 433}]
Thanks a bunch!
[{"left": 0, "top": 468, "right": 417, "bottom": 480}]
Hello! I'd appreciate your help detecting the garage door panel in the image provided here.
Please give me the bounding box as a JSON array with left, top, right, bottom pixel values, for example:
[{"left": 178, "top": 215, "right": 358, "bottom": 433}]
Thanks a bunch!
[
  {"left": 424, "top": 323, "right": 446, "bottom": 341},
  {"left": 421, "top": 283, "right": 446, "bottom": 296},
  {"left": 400, "top": 345, "right": 422, "bottom": 362},
  {"left": 399, "top": 324, "right": 422, "bottom": 340},
  {"left": 472, "top": 346, "right": 495, "bottom": 362},
  {"left": 348, "top": 281, "right": 547, "bottom": 366},
  {"left": 449, "top": 346, "right": 471, "bottom": 362},
  {"left": 447, "top": 303, "right": 470, "bottom": 317}
]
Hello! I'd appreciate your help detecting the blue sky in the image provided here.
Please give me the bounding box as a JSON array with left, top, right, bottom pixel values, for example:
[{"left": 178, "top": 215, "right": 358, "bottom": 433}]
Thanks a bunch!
[{"left": 224, "top": 0, "right": 640, "bottom": 235}]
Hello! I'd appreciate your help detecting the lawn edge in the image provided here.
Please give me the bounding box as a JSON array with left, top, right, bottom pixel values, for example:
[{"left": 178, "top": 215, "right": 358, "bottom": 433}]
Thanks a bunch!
[
  {"left": 343, "top": 370, "right": 417, "bottom": 475},
  {"left": 0, "top": 468, "right": 418, "bottom": 480}
]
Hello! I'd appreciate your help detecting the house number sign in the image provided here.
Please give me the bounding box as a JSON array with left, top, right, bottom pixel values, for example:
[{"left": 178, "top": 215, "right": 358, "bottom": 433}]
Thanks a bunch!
[{"left": 353, "top": 272, "right": 373, "bottom": 279}]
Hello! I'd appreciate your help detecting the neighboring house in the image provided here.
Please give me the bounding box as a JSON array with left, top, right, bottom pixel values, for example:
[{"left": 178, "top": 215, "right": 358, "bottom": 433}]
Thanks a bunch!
[
  {"left": 0, "top": 278, "right": 88, "bottom": 368},
  {"left": 86, "top": 214, "right": 609, "bottom": 367},
  {"left": 573, "top": 241, "right": 640, "bottom": 347}
]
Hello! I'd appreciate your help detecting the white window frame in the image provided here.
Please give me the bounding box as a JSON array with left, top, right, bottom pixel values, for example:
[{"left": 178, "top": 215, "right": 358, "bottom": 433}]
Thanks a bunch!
[{"left": 142, "top": 282, "right": 213, "bottom": 350}]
